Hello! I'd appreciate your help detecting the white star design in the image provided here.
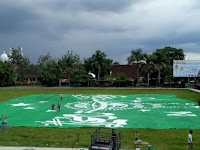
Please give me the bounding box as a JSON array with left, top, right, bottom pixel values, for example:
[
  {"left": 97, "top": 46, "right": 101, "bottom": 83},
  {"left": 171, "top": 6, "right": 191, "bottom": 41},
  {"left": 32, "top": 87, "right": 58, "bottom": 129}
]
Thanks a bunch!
[
  {"left": 24, "top": 107, "right": 35, "bottom": 109},
  {"left": 11, "top": 103, "right": 30, "bottom": 106},
  {"left": 39, "top": 101, "right": 48, "bottom": 103},
  {"left": 133, "top": 100, "right": 141, "bottom": 103},
  {"left": 139, "top": 109, "right": 150, "bottom": 112}
]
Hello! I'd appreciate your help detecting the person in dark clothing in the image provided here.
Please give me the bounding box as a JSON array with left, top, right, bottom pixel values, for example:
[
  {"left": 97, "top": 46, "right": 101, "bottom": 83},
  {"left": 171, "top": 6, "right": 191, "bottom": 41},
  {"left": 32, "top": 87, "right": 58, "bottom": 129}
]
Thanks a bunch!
[
  {"left": 112, "top": 129, "right": 117, "bottom": 150},
  {"left": 52, "top": 104, "right": 55, "bottom": 110},
  {"left": 188, "top": 130, "right": 193, "bottom": 150},
  {"left": 57, "top": 101, "right": 61, "bottom": 111}
]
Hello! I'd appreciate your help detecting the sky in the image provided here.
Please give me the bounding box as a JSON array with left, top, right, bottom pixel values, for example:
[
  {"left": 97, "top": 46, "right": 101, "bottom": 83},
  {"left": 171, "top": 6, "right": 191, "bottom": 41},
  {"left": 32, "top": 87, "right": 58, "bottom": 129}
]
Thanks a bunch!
[{"left": 0, "top": 0, "right": 200, "bottom": 64}]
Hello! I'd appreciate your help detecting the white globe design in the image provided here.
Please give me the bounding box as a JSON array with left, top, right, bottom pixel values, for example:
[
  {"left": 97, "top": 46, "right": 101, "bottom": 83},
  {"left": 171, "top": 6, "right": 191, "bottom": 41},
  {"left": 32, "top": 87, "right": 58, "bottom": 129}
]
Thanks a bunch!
[{"left": 0, "top": 51, "right": 8, "bottom": 62}]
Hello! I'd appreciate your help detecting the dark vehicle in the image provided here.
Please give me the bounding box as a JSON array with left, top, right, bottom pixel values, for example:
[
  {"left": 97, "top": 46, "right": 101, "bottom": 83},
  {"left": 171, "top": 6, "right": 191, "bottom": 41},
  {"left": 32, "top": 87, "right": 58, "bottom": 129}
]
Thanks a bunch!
[
  {"left": 89, "top": 128, "right": 121, "bottom": 150},
  {"left": 195, "top": 82, "right": 200, "bottom": 89}
]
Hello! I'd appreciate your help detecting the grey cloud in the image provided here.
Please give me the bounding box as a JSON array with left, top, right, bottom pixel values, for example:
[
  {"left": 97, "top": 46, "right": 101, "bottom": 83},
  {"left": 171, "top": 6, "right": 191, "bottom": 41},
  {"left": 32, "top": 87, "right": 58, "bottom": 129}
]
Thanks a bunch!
[
  {"left": 80, "top": 0, "right": 134, "bottom": 12},
  {"left": 0, "top": 4, "right": 40, "bottom": 33},
  {"left": 28, "top": 0, "right": 135, "bottom": 13},
  {"left": 36, "top": 0, "right": 135, "bottom": 12},
  {"left": 140, "top": 30, "right": 200, "bottom": 53},
  {"left": 1, "top": 0, "right": 200, "bottom": 65}
]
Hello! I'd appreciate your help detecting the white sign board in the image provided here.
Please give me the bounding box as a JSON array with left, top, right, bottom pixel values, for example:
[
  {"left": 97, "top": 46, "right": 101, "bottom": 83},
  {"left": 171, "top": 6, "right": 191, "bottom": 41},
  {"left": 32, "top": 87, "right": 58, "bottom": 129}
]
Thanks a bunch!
[{"left": 173, "top": 60, "right": 200, "bottom": 77}]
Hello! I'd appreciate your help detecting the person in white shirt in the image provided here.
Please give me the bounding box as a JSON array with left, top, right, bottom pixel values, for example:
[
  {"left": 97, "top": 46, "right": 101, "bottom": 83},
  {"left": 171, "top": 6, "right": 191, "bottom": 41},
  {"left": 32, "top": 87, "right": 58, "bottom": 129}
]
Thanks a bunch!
[{"left": 188, "top": 130, "right": 193, "bottom": 150}]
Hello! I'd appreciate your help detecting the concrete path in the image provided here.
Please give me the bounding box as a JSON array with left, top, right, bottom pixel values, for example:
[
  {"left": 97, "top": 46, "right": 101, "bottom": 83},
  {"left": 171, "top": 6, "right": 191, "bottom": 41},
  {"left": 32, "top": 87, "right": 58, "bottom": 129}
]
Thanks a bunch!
[
  {"left": 190, "top": 88, "right": 200, "bottom": 93},
  {"left": 0, "top": 147, "right": 86, "bottom": 150},
  {"left": 0, "top": 86, "right": 187, "bottom": 89}
]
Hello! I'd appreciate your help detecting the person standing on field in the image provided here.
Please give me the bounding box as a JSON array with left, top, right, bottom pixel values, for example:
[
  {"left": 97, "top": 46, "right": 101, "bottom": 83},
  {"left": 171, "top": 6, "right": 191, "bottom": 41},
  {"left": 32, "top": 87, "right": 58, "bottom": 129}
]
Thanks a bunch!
[
  {"left": 52, "top": 104, "right": 55, "bottom": 110},
  {"left": 188, "top": 130, "right": 193, "bottom": 150},
  {"left": 57, "top": 101, "right": 61, "bottom": 111},
  {"left": 60, "top": 93, "right": 63, "bottom": 101}
]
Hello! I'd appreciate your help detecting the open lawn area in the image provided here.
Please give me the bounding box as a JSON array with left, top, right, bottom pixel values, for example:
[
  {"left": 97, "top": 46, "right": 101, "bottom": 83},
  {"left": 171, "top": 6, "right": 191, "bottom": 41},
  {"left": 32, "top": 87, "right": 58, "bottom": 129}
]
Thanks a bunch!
[{"left": 0, "top": 88, "right": 200, "bottom": 150}]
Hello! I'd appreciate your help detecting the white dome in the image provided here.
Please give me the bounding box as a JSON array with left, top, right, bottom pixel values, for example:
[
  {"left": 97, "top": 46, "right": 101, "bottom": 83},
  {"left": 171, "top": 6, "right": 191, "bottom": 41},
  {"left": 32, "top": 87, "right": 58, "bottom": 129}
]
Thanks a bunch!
[{"left": 0, "top": 51, "right": 8, "bottom": 62}]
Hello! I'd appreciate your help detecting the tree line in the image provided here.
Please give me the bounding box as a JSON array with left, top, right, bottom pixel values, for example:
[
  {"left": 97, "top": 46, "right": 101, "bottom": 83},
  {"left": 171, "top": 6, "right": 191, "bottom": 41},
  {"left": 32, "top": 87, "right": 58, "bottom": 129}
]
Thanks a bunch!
[{"left": 0, "top": 46, "right": 189, "bottom": 87}]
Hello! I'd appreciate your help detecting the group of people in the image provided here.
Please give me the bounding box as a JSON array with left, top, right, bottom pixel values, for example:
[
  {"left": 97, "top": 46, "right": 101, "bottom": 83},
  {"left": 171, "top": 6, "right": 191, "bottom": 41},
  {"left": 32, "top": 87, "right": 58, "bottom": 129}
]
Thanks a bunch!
[
  {"left": 134, "top": 129, "right": 193, "bottom": 150},
  {"left": 50, "top": 94, "right": 194, "bottom": 150},
  {"left": 51, "top": 93, "right": 63, "bottom": 111}
]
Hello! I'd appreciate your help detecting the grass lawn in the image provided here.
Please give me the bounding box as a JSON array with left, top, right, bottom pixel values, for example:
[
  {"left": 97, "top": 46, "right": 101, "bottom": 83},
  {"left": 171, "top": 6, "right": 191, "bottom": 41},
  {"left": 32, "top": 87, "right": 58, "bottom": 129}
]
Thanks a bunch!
[{"left": 0, "top": 88, "right": 200, "bottom": 150}]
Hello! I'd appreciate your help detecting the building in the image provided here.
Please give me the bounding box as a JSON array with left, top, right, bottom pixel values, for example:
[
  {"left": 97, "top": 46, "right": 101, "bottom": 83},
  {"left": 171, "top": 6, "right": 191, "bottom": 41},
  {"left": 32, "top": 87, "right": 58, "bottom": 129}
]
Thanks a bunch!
[
  {"left": 1, "top": 48, "right": 38, "bottom": 85},
  {"left": 15, "top": 68, "right": 38, "bottom": 85},
  {"left": 110, "top": 64, "right": 139, "bottom": 79},
  {"left": 0, "top": 51, "right": 9, "bottom": 62}
]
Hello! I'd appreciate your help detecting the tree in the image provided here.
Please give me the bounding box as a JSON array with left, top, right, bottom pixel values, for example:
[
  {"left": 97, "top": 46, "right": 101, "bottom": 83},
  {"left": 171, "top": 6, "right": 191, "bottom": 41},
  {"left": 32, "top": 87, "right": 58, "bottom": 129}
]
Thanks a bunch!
[
  {"left": 38, "top": 70, "right": 59, "bottom": 86},
  {"left": 152, "top": 50, "right": 168, "bottom": 85},
  {"left": 127, "top": 48, "right": 145, "bottom": 85},
  {"left": 85, "top": 50, "right": 112, "bottom": 80},
  {"left": 28, "top": 64, "right": 38, "bottom": 69},
  {"left": 102, "top": 58, "right": 113, "bottom": 77},
  {"left": 38, "top": 53, "right": 57, "bottom": 70},
  {"left": 140, "top": 53, "right": 155, "bottom": 86},
  {"left": 58, "top": 51, "right": 81, "bottom": 86},
  {"left": 127, "top": 48, "right": 144, "bottom": 64},
  {"left": 70, "top": 64, "right": 90, "bottom": 86},
  {"left": 8, "top": 47, "right": 30, "bottom": 82},
  {"left": 113, "top": 62, "right": 120, "bottom": 65},
  {"left": 0, "top": 62, "right": 16, "bottom": 86},
  {"left": 156, "top": 46, "right": 185, "bottom": 66},
  {"left": 113, "top": 72, "right": 129, "bottom": 87},
  {"left": 8, "top": 47, "right": 30, "bottom": 68},
  {"left": 37, "top": 53, "right": 59, "bottom": 86},
  {"left": 155, "top": 47, "right": 185, "bottom": 83}
]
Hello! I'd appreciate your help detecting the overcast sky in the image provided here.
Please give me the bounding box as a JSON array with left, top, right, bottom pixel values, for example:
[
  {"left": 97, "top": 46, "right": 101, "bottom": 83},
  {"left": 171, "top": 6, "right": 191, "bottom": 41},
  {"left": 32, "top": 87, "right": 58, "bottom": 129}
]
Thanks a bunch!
[{"left": 0, "top": 0, "right": 200, "bottom": 64}]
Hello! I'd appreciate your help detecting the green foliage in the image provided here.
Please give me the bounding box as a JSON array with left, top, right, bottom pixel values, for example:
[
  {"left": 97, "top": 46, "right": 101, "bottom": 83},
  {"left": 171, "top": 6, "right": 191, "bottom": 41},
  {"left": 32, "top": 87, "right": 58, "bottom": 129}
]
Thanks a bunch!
[
  {"left": 152, "top": 50, "right": 168, "bottom": 84},
  {"left": 58, "top": 51, "right": 81, "bottom": 71},
  {"left": 156, "top": 46, "right": 185, "bottom": 65},
  {"left": 38, "top": 53, "right": 57, "bottom": 71},
  {"left": 113, "top": 61, "right": 120, "bottom": 65},
  {"left": 58, "top": 51, "right": 82, "bottom": 86},
  {"left": 4, "top": 46, "right": 187, "bottom": 87},
  {"left": 28, "top": 64, "right": 38, "bottom": 69},
  {"left": 70, "top": 64, "right": 90, "bottom": 86},
  {"left": 38, "top": 70, "right": 59, "bottom": 86},
  {"left": 0, "top": 62, "right": 16, "bottom": 86},
  {"left": 8, "top": 47, "right": 30, "bottom": 68},
  {"left": 140, "top": 53, "right": 155, "bottom": 86},
  {"left": 125, "top": 47, "right": 185, "bottom": 86},
  {"left": 154, "top": 47, "right": 185, "bottom": 84},
  {"left": 113, "top": 72, "right": 129, "bottom": 87},
  {"left": 37, "top": 53, "right": 59, "bottom": 86},
  {"left": 164, "top": 75, "right": 174, "bottom": 87},
  {"left": 127, "top": 48, "right": 144, "bottom": 64},
  {"left": 84, "top": 50, "right": 112, "bottom": 80}
]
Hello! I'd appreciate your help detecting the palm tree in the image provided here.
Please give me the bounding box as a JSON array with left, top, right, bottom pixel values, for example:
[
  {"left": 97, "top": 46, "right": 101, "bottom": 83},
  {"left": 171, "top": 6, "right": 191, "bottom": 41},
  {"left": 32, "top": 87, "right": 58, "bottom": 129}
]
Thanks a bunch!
[
  {"left": 127, "top": 48, "right": 145, "bottom": 85},
  {"left": 90, "top": 50, "right": 108, "bottom": 80},
  {"left": 140, "top": 53, "right": 155, "bottom": 86},
  {"left": 127, "top": 48, "right": 144, "bottom": 64},
  {"left": 152, "top": 50, "right": 168, "bottom": 85}
]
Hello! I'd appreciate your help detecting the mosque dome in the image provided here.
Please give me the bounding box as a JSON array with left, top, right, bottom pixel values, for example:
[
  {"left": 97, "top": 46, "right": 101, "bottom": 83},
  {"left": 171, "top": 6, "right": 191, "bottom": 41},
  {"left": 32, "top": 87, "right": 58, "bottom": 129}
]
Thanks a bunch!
[{"left": 0, "top": 51, "right": 9, "bottom": 62}]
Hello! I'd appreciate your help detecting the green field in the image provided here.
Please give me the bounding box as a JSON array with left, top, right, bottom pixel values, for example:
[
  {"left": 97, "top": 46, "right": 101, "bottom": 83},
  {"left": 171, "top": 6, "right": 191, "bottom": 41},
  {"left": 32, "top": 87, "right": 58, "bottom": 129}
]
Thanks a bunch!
[
  {"left": 1, "top": 94, "right": 200, "bottom": 129},
  {"left": 0, "top": 88, "right": 200, "bottom": 150}
]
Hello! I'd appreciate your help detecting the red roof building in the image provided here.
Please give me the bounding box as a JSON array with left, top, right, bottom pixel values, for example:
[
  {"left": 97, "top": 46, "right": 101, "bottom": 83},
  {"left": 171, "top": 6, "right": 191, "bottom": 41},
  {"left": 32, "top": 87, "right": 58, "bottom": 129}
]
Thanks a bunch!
[{"left": 110, "top": 64, "right": 139, "bottom": 79}]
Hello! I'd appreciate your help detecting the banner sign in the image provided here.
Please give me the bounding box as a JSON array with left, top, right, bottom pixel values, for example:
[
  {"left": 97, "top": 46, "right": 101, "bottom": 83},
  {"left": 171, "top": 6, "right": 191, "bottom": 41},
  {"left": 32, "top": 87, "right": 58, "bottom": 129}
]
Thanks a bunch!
[{"left": 173, "top": 60, "right": 200, "bottom": 77}]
